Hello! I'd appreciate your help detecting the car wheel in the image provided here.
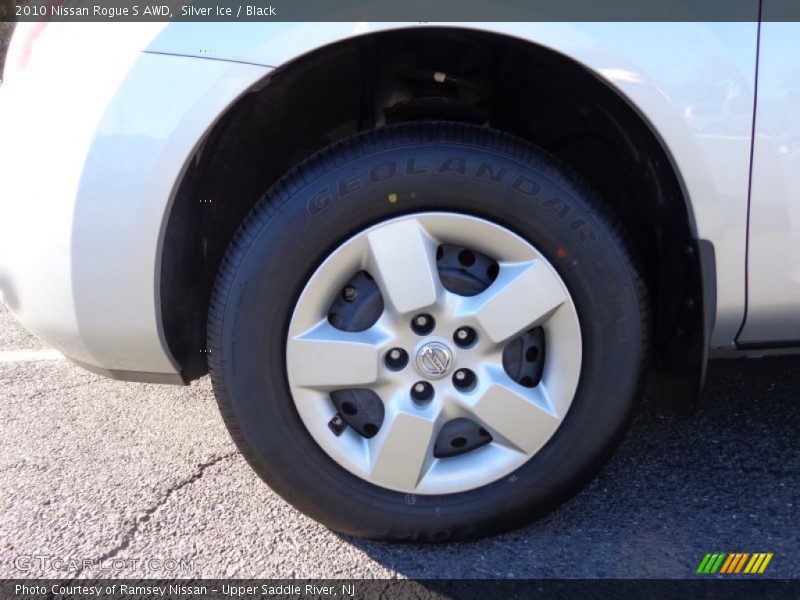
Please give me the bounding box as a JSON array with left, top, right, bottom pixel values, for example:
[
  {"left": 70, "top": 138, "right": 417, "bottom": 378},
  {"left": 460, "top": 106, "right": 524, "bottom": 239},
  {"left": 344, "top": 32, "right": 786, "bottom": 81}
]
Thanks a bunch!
[{"left": 207, "top": 122, "right": 649, "bottom": 541}]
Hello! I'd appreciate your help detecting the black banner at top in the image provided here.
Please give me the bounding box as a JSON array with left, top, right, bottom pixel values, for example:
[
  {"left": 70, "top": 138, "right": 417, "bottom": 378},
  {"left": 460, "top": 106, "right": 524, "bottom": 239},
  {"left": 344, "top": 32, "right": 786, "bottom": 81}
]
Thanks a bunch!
[{"left": 2, "top": 0, "right": 800, "bottom": 22}]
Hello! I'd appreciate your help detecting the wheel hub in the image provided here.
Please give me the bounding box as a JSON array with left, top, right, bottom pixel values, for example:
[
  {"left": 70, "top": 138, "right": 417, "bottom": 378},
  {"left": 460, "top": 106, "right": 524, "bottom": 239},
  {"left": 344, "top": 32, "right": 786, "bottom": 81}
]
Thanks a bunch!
[{"left": 415, "top": 340, "right": 454, "bottom": 378}]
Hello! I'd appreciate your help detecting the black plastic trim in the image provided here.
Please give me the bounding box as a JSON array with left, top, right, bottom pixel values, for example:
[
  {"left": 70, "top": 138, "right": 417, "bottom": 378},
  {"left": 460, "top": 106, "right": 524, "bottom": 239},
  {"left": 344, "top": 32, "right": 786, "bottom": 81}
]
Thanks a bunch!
[
  {"left": 645, "top": 238, "right": 715, "bottom": 417},
  {"left": 66, "top": 357, "right": 185, "bottom": 385},
  {"left": 736, "top": 340, "right": 800, "bottom": 351}
]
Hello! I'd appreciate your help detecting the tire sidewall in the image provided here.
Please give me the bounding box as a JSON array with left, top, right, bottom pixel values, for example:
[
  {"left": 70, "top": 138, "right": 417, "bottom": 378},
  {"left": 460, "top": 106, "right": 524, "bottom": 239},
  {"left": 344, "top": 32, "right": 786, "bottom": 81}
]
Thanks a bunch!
[{"left": 212, "top": 127, "right": 646, "bottom": 541}]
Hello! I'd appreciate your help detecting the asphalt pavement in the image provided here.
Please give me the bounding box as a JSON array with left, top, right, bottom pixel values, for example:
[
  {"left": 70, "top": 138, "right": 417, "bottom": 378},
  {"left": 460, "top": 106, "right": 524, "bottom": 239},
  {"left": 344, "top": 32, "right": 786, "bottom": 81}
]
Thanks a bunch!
[{"left": 0, "top": 303, "right": 797, "bottom": 579}]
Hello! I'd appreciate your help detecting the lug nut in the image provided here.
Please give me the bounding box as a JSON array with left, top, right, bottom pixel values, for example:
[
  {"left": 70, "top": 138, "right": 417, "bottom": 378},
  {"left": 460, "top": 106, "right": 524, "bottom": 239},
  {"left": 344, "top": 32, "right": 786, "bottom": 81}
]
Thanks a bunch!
[
  {"left": 328, "top": 413, "right": 347, "bottom": 436},
  {"left": 411, "top": 313, "right": 435, "bottom": 335},
  {"left": 453, "top": 368, "right": 476, "bottom": 391},
  {"left": 411, "top": 381, "right": 434, "bottom": 404},
  {"left": 342, "top": 285, "right": 358, "bottom": 302},
  {"left": 385, "top": 348, "right": 408, "bottom": 370},
  {"left": 453, "top": 326, "right": 477, "bottom": 348}
]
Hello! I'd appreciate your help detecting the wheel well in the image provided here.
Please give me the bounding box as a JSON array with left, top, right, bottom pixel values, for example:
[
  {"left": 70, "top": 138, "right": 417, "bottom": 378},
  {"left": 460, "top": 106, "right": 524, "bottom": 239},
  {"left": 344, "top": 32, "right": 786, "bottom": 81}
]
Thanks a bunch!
[{"left": 160, "top": 27, "right": 707, "bottom": 413}]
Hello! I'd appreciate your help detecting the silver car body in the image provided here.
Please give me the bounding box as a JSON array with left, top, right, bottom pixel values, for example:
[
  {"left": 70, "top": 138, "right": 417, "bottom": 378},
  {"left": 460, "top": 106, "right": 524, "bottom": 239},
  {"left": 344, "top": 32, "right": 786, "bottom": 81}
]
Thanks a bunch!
[{"left": 0, "top": 21, "right": 797, "bottom": 382}]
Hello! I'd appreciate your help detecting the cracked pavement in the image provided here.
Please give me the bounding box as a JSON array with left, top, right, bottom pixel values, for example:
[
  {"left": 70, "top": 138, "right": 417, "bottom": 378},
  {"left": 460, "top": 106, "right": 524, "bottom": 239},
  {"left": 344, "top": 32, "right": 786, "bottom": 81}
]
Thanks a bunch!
[{"left": 0, "top": 303, "right": 798, "bottom": 579}]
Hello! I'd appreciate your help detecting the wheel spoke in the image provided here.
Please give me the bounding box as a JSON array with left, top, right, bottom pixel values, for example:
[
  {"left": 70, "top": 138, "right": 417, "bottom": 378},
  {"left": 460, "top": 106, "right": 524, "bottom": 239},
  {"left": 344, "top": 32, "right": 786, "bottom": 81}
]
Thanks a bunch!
[
  {"left": 464, "top": 375, "right": 559, "bottom": 454},
  {"left": 366, "top": 218, "right": 440, "bottom": 314},
  {"left": 287, "top": 320, "right": 386, "bottom": 389},
  {"left": 466, "top": 260, "right": 567, "bottom": 343},
  {"left": 368, "top": 403, "right": 438, "bottom": 490}
]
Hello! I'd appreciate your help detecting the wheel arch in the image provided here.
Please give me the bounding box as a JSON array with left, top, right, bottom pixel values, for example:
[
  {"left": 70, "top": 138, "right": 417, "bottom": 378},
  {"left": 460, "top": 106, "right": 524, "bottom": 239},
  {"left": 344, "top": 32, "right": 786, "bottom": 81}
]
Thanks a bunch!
[{"left": 159, "top": 26, "right": 712, "bottom": 415}]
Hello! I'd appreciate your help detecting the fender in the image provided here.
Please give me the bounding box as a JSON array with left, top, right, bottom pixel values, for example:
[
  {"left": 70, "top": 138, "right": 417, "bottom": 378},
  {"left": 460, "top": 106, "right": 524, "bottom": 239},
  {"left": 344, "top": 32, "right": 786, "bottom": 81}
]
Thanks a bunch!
[
  {"left": 151, "top": 23, "right": 751, "bottom": 413},
  {"left": 148, "top": 21, "right": 755, "bottom": 349}
]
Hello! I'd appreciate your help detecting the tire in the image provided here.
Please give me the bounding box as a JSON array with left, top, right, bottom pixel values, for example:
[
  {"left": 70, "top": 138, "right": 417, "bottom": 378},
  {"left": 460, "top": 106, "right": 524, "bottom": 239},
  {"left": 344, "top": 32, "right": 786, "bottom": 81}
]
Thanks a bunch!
[{"left": 208, "top": 122, "right": 649, "bottom": 541}]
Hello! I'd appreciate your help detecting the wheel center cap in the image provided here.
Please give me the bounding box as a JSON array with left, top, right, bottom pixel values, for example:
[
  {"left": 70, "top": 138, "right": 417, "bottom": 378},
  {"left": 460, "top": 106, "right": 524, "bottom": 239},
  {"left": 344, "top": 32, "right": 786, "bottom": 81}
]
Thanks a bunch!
[{"left": 415, "top": 341, "right": 454, "bottom": 378}]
